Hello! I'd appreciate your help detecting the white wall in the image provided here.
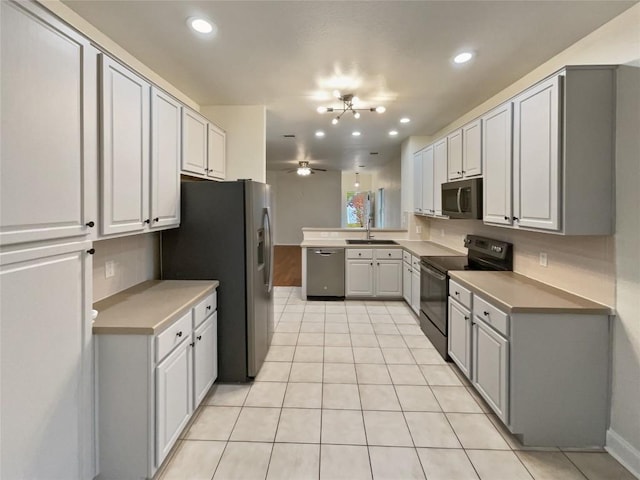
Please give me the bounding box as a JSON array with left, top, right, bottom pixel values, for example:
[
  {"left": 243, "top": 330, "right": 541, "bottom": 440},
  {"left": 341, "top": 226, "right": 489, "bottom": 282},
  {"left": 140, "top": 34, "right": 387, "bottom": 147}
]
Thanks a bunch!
[
  {"left": 92, "top": 234, "right": 160, "bottom": 302},
  {"left": 200, "top": 105, "right": 266, "bottom": 183},
  {"left": 268, "top": 170, "right": 342, "bottom": 245},
  {"left": 609, "top": 64, "right": 640, "bottom": 475},
  {"left": 372, "top": 157, "right": 402, "bottom": 228}
]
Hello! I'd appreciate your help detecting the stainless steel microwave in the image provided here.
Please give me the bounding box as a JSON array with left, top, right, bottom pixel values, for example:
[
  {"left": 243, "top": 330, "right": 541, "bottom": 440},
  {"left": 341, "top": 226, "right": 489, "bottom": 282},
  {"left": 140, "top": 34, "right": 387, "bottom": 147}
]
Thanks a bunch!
[{"left": 441, "top": 178, "right": 483, "bottom": 219}]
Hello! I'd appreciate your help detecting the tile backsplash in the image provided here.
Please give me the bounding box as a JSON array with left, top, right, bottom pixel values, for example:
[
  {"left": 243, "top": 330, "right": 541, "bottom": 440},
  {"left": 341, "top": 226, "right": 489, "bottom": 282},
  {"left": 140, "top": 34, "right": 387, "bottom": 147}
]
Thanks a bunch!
[
  {"left": 416, "top": 216, "right": 615, "bottom": 307},
  {"left": 92, "top": 233, "right": 160, "bottom": 302}
]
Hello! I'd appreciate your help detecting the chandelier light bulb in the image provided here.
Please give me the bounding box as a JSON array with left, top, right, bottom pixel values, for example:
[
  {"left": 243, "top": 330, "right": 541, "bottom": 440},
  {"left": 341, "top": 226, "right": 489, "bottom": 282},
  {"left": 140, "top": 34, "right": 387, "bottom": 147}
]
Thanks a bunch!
[
  {"left": 351, "top": 96, "right": 360, "bottom": 105},
  {"left": 332, "top": 117, "right": 339, "bottom": 125},
  {"left": 318, "top": 92, "right": 387, "bottom": 125},
  {"left": 375, "top": 106, "right": 386, "bottom": 113},
  {"left": 354, "top": 111, "right": 361, "bottom": 119},
  {"left": 317, "top": 106, "right": 328, "bottom": 114},
  {"left": 333, "top": 89, "right": 342, "bottom": 99}
]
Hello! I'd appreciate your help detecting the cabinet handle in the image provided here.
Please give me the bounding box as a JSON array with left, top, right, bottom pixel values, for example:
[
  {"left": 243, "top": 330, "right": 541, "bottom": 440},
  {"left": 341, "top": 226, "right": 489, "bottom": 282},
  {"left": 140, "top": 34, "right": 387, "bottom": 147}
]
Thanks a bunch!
[
  {"left": 455, "top": 291, "right": 459, "bottom": 295},
  {"left": 370, "top": 262, "right": 373, "bottom": 266},
  {"left": 464, "top": 316, "right": 469, "bottom": 320},
  {"left": 86, "top": 248, "right": 95, "bottom": 255},
  {"left": 144, "top": 219, "right": 150, "bottom": 224},
  {"left": 512, "top": 216, "right": 519, "bottom": 222},
  {"left": 206, "top": 305, "right": 212, "bottom": 311},
  {"left": 197, "top": 335, "right": 202, "bottom": 341},
  {"left": 85, "top": 221, "right": 95, "bottom": 228},
  {"left": 457, "top": 171, "right": 462, "bottom": 175},
  {"left": 153, "top": 217, "right": 159, "bottom": 222},
  {"left": 176, "top": 331, "right": 183, "bottom": 338},
  {"left": 483, "top": 311, "right": 490, "bottom": 316},
  {"left": 189, "top": 342, "right": 195, "bottom": 347},
  {"left": 377, "top": 262, "right": 380, "bottom": 266}
]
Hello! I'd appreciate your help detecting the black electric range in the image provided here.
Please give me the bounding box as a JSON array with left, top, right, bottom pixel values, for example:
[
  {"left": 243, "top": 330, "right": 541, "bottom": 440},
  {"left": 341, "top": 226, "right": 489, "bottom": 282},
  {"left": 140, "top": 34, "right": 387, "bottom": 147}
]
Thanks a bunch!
[{"left": 419, "top": 235, "right": 513, "bottom": 360}]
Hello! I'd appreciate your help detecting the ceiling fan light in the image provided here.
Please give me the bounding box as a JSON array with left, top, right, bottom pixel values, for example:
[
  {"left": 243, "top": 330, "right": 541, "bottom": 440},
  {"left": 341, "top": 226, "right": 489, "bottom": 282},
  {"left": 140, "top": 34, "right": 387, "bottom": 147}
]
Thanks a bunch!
[
  {"left": 375, "top": 106, "right": 386, "bottom": 113},
  {"left": 297, "top": 166, "right": 311, "bottom": 176}
]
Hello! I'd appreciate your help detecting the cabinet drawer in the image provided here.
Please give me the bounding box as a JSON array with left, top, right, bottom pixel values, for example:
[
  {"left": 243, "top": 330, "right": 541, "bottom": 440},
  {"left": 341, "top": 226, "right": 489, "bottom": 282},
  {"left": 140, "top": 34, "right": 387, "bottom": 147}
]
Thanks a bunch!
[
  {"left": 347, "top": 249, "right": 373, "bottom": 259},
  {"left": 193, "top": 292, "right": 216, "bottom": 328},
  {"left": 473, "top": 295, "right": 509, "bottom": 337},
  {"left": 402, "top": 250, "right": 412, "bottom": 264},
  {"left": 156, "top": 311, "right": 192, "bottom": 362},
  {"left": 375, "top": 249, "right": 402, "bottom": 260},
  {"left": 449, "top": 280, "right": 472, "bottom": 310},
  {"left": 411, "top": 255, "right": 421, "bottom": 272}
]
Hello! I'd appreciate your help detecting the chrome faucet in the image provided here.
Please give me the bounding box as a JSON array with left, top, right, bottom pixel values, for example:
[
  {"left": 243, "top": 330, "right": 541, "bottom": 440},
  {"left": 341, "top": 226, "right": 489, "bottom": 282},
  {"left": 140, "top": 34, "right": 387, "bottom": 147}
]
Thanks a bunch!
[{"left": 366, "top": 216, "right": 373, "bottom": 240}]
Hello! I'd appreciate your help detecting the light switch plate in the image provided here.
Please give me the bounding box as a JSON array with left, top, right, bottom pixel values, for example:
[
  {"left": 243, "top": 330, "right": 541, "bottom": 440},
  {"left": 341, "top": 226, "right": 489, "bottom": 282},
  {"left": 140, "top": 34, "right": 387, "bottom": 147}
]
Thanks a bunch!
[
  {"left": 105, "top": 260, "right": 115, "bottom": 278},
  {"left": 539, "top": 253, "right": 548, "bottom": 267}
]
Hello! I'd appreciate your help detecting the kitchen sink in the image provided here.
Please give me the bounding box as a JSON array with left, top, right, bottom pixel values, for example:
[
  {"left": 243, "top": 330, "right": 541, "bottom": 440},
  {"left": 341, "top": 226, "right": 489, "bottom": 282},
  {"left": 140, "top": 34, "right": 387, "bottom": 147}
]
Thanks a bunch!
[{"left": 346, "top": 239, "right": 399, "bottom": 245}]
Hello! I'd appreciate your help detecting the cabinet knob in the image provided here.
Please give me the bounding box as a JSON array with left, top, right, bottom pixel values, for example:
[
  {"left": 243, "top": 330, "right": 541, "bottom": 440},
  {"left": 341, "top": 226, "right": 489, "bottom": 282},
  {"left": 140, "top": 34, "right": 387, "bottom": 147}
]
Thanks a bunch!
[
  {"left": 512, "top": 216, "right": 519, "bottom": 222},
  {"left": 370, "top": 262, "right": 373, "bottom": 266},
  {"left": 153, "top": 217, "right": 159, "bottom": 222},
  {"left": 465, "top": 316, "right": 469, "bottom": 320},
  {"left": 176, "top": 331, "right": 183, "bottom": 337},
  {"left": 189, "top": 342, "right": 195, "bottom": 347},
  {"left": 388, "top": 253, "right": 391, "bottom": 257},
  {"left": 457, "top": 171, "right": 462, "bottom": 175},
  {"left": 504, "top": 216, "right": 509, "bottom": 221},
  {"left": 144, "top": 219, "right": 150, "bottom": 224},
  {"left": 358, "top": 253, "right": 362, "bottom": 256},
  {"left": 85, "top": 221, "right": 95, "bottom": 228},
  {"left": 455, "top": 291, "right": 459, "bottom": 295},
  {"left": 197, "top": 335, "right": 202, "bottom": 341},
  {"left": 86, "top": 248, "right": 95, "bottom": 255},
  {"left": 206, "top": 305, "right": 212, "bottom": 311},
  {"left": 377, "top": 262, "right": 380, "bottom": 266},
  {"left": 483, "top": 311, "right": 490, "bottom": 316}
]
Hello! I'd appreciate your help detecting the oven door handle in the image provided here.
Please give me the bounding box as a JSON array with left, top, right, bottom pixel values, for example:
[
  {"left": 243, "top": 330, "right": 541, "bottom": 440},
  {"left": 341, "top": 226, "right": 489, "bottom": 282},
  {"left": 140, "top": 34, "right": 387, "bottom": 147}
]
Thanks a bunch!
[
  {"left": 421, "top": 264, "right": 447, "bottom": 281},
  {"left": 456, "top": 187, "right": 462, "bottom": 213}
]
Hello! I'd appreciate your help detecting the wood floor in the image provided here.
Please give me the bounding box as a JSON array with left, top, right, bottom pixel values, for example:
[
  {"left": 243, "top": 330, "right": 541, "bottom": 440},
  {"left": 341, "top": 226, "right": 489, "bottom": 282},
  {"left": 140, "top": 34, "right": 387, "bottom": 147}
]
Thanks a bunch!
[{"left": 273, "top": 245, "right": 302, "bottom": 287}]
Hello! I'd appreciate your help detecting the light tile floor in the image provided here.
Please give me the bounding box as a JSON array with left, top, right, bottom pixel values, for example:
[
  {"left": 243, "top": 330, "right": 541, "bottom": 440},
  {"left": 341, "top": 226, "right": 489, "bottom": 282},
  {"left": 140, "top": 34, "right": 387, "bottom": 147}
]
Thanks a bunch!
[{"left": 158, "top": 286, "right": 636, "bottom": 480}]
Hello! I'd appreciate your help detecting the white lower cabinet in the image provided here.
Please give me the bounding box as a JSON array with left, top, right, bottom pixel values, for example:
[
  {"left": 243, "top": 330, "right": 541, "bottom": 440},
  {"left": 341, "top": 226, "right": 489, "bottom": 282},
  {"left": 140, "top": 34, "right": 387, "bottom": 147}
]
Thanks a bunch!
[
  {"left": 402, "top": 259, "right": 412, "bottom": 304},
  {"left": 411, "top": 268, "right": 420, "bottom": 315},
  {"left": 448, "top": 298, "right": 472, "bottom": 378},
  {"left": 96, "top": 289, "right": 218, "bottom": 479},
  {"left": 346, "top": 249, "right": 402, "bottom": 298},
  {"left": 472, "top": 317, "right": 509, "bottom": 422},
  {"left": 156, "top": 338, "right": 193, "bottom": 465}
]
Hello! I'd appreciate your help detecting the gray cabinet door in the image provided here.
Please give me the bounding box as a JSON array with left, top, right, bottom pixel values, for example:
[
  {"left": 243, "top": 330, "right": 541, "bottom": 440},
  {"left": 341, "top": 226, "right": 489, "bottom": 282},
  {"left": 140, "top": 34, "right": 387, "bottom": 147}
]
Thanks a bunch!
[{"left": 472, "top": 318, "right": 509, "bottom": 422}]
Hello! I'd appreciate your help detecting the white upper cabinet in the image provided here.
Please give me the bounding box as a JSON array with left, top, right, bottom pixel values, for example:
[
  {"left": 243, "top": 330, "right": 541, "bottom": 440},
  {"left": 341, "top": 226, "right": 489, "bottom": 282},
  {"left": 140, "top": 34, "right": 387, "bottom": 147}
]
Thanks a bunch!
[
  {"left": 413, "top": 151, "right": 423, "bottom": 214},
  {"left": 447, "top": 129, "right": 463, "bottom": 180},
  {"left": 100, "top": 54, "right": 150, "bottom": 236},
  {"left": 433, "top": 138, "right": 448, "bottom": 216},
  {"left": 513, "top": 75, "right": 561, "bottom": 231},
  {"left": 1, "top": 1, "right": 97, "bottom": 246},
  {"left": 462, "top": 120, "right": 482, "bottom": 177},
  {"left": 182, "top": 108, "right": 208, "bottom": 176},
  {"left": 421, "top": 145, "right": 435, "bottom": 215},
  {"left": 483, "top": 102, "right": 513, "bottom": 226},
  {"left": 151, "top": 87, "right": 181, "bottom": 230},
  {"left": 207, "top": 123, "right": 226, "bottom": 180}
]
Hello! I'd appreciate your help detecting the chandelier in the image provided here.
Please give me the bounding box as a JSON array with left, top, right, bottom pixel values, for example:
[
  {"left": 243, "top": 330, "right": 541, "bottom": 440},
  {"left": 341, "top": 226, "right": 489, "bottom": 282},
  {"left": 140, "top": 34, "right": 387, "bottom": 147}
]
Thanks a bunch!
[{"left": 317, "top": 91, "right": 386, "bottom": 125}]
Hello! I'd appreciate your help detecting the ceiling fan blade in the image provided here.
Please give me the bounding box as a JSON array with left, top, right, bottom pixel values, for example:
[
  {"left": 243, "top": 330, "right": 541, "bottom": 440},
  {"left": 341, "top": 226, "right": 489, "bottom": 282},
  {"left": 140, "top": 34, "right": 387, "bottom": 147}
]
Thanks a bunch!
[{"left": 312, "top": 168, "right": 327, "bottom": 172}]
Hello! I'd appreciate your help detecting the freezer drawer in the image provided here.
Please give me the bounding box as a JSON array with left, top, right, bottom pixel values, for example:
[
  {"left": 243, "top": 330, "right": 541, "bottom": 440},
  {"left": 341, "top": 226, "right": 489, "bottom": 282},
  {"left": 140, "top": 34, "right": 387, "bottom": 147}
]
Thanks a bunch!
[{"left": 307, "top": 248, "right": 345, "bottom": 297}]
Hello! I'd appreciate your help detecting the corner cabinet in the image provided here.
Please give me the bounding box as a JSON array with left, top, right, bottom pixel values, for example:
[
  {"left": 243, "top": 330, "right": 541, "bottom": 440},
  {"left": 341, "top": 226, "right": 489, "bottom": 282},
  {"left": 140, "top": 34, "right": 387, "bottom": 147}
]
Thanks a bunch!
[
  {"left": 1, "top": 1, "right": 98, "bottom": 246},
  {"left": 485, "top": 66, "right": 615, "bottom": 235},
  {"left": 96, "top": 288, "right": 218, "bottom": 480},
  {"left": 207, "top": 123, "right": 226, "bottom": 180}
]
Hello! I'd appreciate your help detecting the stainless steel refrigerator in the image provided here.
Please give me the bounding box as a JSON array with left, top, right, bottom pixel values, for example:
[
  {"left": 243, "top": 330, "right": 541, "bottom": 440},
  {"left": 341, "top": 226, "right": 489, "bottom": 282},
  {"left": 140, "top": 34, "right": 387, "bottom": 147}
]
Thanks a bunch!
[{"left": 161, "top": 180, "right": 274, "bottom": 382}]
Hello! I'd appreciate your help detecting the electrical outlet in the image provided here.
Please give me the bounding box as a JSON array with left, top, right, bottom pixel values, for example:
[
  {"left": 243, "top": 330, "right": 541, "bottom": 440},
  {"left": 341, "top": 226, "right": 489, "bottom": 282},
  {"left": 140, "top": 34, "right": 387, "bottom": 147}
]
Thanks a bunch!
[
  {"left": 416, "top": 225, "right": 422, "bottom": 234},
  {"left": 539, "top": 253, "right": 548, "bottom": 267},
  {"left": 105, "top": 260, "right": 115, "bottom": 278}
]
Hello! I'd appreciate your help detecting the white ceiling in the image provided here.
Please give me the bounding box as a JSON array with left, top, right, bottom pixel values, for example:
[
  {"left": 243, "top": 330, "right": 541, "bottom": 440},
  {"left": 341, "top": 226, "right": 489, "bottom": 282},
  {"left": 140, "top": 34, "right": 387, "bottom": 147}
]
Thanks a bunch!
[{"left": 63, "top": 0, "right": 635, "bottom": 173}]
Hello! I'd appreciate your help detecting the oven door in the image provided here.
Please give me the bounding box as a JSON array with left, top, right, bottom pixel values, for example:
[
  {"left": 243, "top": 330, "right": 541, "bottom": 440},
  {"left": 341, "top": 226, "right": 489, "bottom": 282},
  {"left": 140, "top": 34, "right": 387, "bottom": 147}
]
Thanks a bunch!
[{"left": 420, "top": 262, "right": 448, "bottom": 334}]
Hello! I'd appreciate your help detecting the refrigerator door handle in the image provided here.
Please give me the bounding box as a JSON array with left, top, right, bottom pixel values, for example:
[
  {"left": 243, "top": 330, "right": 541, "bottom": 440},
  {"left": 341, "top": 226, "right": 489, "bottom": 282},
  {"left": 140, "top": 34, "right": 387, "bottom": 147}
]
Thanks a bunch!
[{"left": 263, "top": 207, "right": 274, "bottom": 292}]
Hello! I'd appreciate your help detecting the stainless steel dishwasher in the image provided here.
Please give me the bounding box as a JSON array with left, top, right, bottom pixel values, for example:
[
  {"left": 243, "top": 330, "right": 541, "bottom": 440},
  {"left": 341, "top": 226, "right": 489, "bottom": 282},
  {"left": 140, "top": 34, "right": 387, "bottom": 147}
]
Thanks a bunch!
[{"left": 307, "top": 248, "right": 345, "bottom": 297}]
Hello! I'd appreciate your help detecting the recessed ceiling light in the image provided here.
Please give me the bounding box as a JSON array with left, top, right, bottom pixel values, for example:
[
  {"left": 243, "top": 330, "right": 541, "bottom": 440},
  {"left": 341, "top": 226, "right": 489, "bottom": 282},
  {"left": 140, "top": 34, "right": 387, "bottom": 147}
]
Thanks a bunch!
[
  {"left": 453, "top": 52, "right": 473, "bottom": 64},
  {"left": 315, "top": 130, "right": 325, "bottom": 137},
  {"left": 400, "top": 117, "right": 411, "bottom": 124},
  {"left": 352, "top": 131, "right": 361, "bottom": 137},
  {"left": 389, "top": 130, "right": 398, "bottom": 136},
  {"left": 188, "top": 17, "right": 217, "bottom": 35}
]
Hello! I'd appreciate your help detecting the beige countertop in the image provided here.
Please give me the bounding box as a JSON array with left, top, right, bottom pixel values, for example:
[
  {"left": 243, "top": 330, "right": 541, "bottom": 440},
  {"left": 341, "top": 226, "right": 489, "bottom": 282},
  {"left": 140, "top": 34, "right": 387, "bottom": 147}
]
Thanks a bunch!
[
  {"left": 301, "top": 239, "right": 462, "bottom": 258},
  {"left": 93, "top": 280, "right": 219, "bottom": 335},
  {"left": 449, "top": 271, "right": 611, "bottom": 315}
]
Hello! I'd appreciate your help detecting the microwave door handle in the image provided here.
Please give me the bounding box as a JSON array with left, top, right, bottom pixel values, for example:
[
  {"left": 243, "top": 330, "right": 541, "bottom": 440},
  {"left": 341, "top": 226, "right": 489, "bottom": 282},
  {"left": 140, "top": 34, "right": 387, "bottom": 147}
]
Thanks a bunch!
[{"left": 456, "top": 187, "right": 462, "bottom": 213}]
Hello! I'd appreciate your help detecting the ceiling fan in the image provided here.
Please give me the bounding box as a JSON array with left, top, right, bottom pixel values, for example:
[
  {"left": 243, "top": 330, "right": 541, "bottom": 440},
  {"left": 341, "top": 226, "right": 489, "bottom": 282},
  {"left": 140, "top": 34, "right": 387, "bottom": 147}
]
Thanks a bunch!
[{"left": 287, "top": 161, "right": 327, "bottom": 176}]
